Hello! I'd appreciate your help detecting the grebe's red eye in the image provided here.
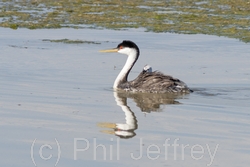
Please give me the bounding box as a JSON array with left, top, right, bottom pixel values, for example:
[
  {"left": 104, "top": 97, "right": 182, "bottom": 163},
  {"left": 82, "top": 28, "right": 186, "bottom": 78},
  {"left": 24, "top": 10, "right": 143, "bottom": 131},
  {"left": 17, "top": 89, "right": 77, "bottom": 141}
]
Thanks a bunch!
[{"left": 119, "top": 46, "right": 123, "bottom": 49}]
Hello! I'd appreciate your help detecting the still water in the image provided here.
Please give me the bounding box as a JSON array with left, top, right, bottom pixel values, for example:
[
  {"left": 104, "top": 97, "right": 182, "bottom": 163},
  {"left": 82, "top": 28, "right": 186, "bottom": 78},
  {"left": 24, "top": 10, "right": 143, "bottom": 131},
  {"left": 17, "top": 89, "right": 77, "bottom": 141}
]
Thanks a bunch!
[{"left": 0, "top": 27, "right": 249, "bottom": 167}]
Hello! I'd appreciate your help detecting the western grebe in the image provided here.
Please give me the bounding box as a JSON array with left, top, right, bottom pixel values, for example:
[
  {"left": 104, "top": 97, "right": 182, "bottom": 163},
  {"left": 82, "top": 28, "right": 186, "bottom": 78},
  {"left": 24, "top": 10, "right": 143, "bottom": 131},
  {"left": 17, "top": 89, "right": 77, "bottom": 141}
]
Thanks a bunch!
[{"left": 100, "top": 40, "right": 192, "bottom": 93}]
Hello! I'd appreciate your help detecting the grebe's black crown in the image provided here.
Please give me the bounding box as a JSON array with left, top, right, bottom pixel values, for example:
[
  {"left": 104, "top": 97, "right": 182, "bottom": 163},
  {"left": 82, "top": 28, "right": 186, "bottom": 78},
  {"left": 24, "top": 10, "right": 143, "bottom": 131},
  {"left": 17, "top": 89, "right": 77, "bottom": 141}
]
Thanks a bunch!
[{"left": 117, "top": 40, "right": 140, "bottom": 54}]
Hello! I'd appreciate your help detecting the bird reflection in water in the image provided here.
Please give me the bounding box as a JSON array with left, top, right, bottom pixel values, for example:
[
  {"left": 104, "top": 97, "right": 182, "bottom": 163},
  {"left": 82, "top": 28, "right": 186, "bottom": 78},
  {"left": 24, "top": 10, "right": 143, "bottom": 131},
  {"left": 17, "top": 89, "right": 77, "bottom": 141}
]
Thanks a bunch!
[{"left": 98, "top": 91, "right": 183, "bottom": 139}]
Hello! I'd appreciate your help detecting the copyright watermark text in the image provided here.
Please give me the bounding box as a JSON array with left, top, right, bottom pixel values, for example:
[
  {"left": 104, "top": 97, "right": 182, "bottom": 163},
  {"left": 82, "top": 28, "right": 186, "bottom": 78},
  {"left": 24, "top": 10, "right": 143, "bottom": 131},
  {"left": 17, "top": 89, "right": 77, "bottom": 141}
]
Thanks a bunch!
[{"left": 30, "top": 137, "right": 219, "bottom": 166}]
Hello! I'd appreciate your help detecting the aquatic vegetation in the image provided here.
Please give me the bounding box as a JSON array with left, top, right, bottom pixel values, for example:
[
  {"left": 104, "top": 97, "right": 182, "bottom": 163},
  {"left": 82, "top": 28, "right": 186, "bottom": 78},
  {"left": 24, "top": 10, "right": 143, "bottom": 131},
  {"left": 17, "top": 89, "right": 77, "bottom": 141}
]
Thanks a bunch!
[
  {"left": 0, "top": 0, "right": 250, "bottom": 42},
  {"left": 42, "top": 39, "right": 101, "bottom": 44}
]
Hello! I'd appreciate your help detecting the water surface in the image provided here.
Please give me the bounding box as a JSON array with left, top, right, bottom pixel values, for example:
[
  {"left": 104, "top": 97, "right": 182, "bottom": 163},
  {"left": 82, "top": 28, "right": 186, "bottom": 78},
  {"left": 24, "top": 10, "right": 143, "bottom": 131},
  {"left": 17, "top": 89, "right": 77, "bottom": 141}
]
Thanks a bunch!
[{"left": 0, "top": 28, "right": 249, "bottom": 167}]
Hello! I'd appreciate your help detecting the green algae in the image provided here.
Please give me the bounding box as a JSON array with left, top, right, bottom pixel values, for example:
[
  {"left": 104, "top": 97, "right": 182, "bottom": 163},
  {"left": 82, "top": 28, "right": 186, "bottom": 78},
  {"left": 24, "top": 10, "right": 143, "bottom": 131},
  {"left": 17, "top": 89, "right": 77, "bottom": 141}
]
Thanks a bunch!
[
  {"left": 0, "top": 0, "right": 250, "bottom": 42},
  {"left": 42, "top": 39, "right": 101, "bottom": 44}
]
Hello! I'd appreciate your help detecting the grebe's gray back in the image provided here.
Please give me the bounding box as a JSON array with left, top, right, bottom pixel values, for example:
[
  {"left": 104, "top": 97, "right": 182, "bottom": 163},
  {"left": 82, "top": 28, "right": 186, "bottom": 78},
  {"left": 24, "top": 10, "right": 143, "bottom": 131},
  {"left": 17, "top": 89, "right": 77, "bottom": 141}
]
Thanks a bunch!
[{"left": 100, "top": 40, "right": 192, "bottom": 93}]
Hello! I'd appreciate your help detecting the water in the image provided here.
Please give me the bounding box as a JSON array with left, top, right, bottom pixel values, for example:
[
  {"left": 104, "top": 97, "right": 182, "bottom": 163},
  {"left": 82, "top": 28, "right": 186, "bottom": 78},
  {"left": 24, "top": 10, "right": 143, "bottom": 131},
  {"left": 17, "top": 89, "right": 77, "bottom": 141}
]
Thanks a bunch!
[{"left": 0, "top": 27, "right": 249, "bottom": 167}]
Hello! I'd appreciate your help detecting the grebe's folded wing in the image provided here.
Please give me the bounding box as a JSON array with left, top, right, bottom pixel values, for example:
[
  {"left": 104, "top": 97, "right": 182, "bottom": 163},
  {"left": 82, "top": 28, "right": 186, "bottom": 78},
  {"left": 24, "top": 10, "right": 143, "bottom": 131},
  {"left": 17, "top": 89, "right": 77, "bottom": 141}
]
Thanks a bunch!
[{"left": 130, "top": 71, "right": 191, "bottom": 93}]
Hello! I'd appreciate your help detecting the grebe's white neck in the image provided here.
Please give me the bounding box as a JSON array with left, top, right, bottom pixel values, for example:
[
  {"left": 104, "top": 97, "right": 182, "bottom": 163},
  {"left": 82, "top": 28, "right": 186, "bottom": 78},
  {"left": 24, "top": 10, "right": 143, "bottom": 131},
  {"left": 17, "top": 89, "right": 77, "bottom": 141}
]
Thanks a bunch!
[{"left": 113, "top": 48, "right": 138, "bottom": 89}]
